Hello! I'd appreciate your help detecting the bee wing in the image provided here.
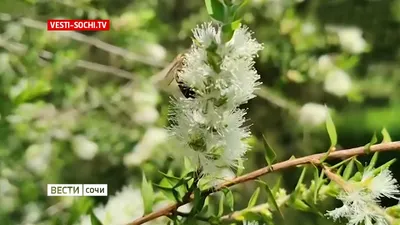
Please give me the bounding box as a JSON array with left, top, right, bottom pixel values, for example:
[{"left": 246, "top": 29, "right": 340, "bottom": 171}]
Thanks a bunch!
[{"left": 151, "top": 53, "right": 185, "bottom": 97}]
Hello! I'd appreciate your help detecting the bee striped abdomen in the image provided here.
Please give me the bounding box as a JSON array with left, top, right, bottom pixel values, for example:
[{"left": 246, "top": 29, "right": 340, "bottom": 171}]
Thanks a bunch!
[{"left": 177, "top": 81, "right": 196, "bottom": 98}]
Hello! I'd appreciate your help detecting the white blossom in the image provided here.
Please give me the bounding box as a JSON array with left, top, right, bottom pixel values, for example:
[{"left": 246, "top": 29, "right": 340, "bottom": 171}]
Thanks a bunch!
[
  {"left": 144, "top": 43, "right": 167, "bottom": 63},
  {"left": 0, "top": 178, "right": 18, "bottom": 212},
  {"left": 123, "top": 128, "right": 168, "bottom": 167},
  {"left": 71, "top": 135, "right": 99, "bottom": 160},
  {"left": 326, "top": 168, "right": 400, "bottom": 225},
  {"left": 324, "top": 69, "right": 352, "bottom": 97},
  {"left": 336, "top": 27, "right": 367, "bottom": 54},
  {"left": 169, "top": 22, "right": 262, "bottom": 176},
  {"left": 132, "top": 105, "right": 159, "bottom": 125},
  {"left": 298, "top": 103, "right": 328, "bottom": 127},
  {"left": 317, "top": 55, "right": 335, "bottom": 74},
  {"left": 25, "top": 142, "right": 52, "bottom": 175},
  {"left": 302, "top": 22, "right": 316, "bottom": 35},
  {"left": 22, "top": 203, "right": 42, "bottom": 224},
  {"left": 77, "top": 186, "right": 166, "bottom": 225}
]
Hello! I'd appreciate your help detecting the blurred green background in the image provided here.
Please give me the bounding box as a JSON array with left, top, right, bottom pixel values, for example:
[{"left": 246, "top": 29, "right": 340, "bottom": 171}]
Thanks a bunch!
[{"left": 1, "top": 0, "right": 400, "bottom": 224}]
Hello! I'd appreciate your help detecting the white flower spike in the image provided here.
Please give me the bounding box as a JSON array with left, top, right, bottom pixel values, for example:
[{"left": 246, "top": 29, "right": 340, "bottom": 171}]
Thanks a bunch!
[
  {"left": 326, "top": 168, "right": 400, "bottom": 225},
  {"left": 169, "top": 22, "right": 263, "bottom": 176}
]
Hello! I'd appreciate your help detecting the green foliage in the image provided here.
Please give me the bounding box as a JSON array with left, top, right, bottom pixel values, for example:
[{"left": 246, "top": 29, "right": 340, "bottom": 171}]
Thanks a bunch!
[
  {"left": 262, "top": 134, "right": 277, "bottom": 168},
  {"left": 89, "top": 210, "right": 103, "bottom": 225},
  {"left": 141, "top": 173, "right": 154, "bottom": 214}
]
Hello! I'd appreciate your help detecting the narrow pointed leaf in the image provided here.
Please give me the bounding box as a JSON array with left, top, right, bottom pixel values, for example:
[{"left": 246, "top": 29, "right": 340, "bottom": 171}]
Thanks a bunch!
[
  {"left": 381, "top": 128, "right": 392, "bottom": 143},
  {"left": 257, "top": 180, "right": 283, "bottom": 218},
  {"left": 368, "top": 152, "right": 379, "bottom": 171},
  {"left": 141, "top": 173, "right": 154, "bottom": 214},
  {"left": 262, "top": 134, "right": 277, "bottom": 168},
  {"left": 222, "top": 188, "right": 234, "bottom": 211},
  {"left": 325, "top": 110, "right": 337, "bottom": 148},
  {"left": 158, "top": 171, "right": 181, "bottom": 182},
  {"left": 365, "top": 132, "right": 378, "bottom": 154},
  {"left": 90, "top": 210, "right": 102, "bottom": 225},
  {"left": 248, "top": 187, "right": 260, "bottom": 208},
  {"left": 343, "top": 159, "right": 354, "bottom": 180},
  {"left": 272, "top": 176, "right": 282, "bottom": 194},
  {"left": 218, "top": 193, "right": 225, "bottom": 217},
  {"left": 295, "top": 166, "right": 307, "bottom": 192},
  {"left": 354, "top": 158, "right": 364, "bottom": 172},
  {"left": 205, "top": 0, "right": 226, "bottom": 22}
]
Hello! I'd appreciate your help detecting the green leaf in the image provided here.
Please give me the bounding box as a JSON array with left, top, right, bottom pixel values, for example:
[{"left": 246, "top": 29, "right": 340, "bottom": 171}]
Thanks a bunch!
[
  {"left": 236, "top": 159, "right": 244, "bottom": 176},
  {"left": 230, "top": 0, "right": 249, "bottom": 21},
  {"left": 222, "top": 188, "right": 234, "bottom": 211},
  {"left": 368, "top": 152, "right": 379, "bottom": 171},
  {"left": 262, "top": 134, "right": 277, "bottom": 168},
  {"left": 190, "top": 188, "right": 206, "bottom": 215},
  {"left": 331, "top": 157, "right": 353, "bottom": 169},
  {"left": 90, "top": 210, "right": 102, "bottom": 225},
  {"left": 381, "top": 128, "right": 392, "bottom": 143},
  {"left": 272, "top": 176, "right": 282, "bottom": 195},
  {"left": 295, "top": 166, "right": 307, "bottom": 192},
  {"left": 292, "top": 199, "right": 311, "bottom": 212},
  {"left": 365, "top": 132, "right": 378, "bottom": 154},
  {"left": 205, "top": 0, "right": 226, "bottom": 22},
  {"left": 343, "top": 159, "right": 354, "bottom": 180},
  {"left": 257, "top": 180, "right": 283, "bottom": 218},
  {"left": 159, "top": 170, "right": 181, "bottom": 182},
  {"left": 373, "top": 158, "right": 396, "bottom": 175},
  {"left": 320, "top": 111, "right": 338, "bottom": 163},
  {"left": 141, "top": 173, "right": 154, "bottom": 214},
  {"left": 354, "top": 158, "right": 364, "bottom": 172},
  {"left": 218, "top": 193, "right": 225, "bottom": 217},
  {"left": 247, "top": 187, "right": 260, "bottom": 208},
  {"left": 221, "top": 20, "right": 241, "bottom": 42},
  {"left": 325, "top": 110, "right": 337, "bottom": 148},
  {"left": 313, "top": 169, "right": 326, "bottom": 204}
]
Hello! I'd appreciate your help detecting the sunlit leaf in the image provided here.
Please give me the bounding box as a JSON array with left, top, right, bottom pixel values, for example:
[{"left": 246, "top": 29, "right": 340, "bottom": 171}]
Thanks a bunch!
[
  {"left": 205, "top": 0, "right": 226, "bottom": 22},
  {"left": 141, "top": 173, "right": 154, "bottom": 214},
  {"left": 381, "top": 128, "right": 392, "bottom": 143},
  {"left": 247, "top": 187, "right": 260, "bottom": 208}
]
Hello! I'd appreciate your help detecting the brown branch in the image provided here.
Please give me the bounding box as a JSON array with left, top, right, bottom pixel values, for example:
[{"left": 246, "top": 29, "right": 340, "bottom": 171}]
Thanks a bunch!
[
  {"left": 0, "top": 36, "right": 135, "bottom": 80},
  {"left": 127, "top": 141, "right": 400, "bottom": 225}
]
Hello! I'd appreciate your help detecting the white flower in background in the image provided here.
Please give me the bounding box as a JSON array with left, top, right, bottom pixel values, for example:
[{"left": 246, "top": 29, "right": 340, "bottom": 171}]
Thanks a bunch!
[
  {"left": 123, "top": 128, "right": 168, "bottom": 167},
  {"left": 0, "top": 178, "right": 18, "bottom": 212},
  {"left": 324, "top": 69, "right": 352, "bottom": 97},
  {"left": 77, "top": 186, "right": 166, "bottom": 225},
  {"left": 144, "top": 43, "right": 167, "bottom": 63},
  {"left": 22, "top": 203, "right": 41, "bottom": 224},
  {"left": 131, "top": 84, "right": 160, "bottom": 125},
  {"left": 332, "top": 26, "right": 367, "bottom": 54},
  {"left": 317, "top": 55, "right": 335, "bottom": 74},
  {"left": 25, "top": 142, "right": 52, "bottom": 175},
  {"left": 169, "top": 22, "right": 262, "bottom": 176},
  {"left": 71, "top": 135, "right": 99, "bottom": 160},
  {"left": 132, "top": 105, "right": 159, "bottom": 125},
  {"left": 298, "top": 103, "right": 328, "bottom": 128},
  {"left": 302, "top": 22, "right": 316, "bottom": 35},
  {"left": 326, "top": 169, "right": 400, "bottom": 225}
]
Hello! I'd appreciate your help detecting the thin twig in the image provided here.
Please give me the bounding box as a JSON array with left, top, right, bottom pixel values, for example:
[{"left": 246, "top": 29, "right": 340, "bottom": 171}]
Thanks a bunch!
[
  {"left": 127, "top": 141, "right": 400, "bottom": 225},
  {"left": 0, "top": 36, "right": 135, "bottom": 80},
  {"left": 0, "top": 12, "right": 167, "bottom": 68}
]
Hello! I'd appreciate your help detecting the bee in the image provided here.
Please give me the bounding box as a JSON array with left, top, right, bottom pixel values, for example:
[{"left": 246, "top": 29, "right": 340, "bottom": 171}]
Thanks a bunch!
[{"left": 152, "top": 53, "right": 196, "bottom": 99}]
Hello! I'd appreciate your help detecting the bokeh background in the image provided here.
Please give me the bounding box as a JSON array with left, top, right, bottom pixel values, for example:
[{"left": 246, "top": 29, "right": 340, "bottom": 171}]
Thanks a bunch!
[{"left": 1, "top": 0, "right": 400, "bottom": 224}]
